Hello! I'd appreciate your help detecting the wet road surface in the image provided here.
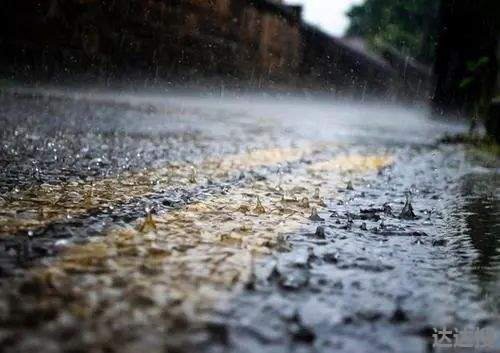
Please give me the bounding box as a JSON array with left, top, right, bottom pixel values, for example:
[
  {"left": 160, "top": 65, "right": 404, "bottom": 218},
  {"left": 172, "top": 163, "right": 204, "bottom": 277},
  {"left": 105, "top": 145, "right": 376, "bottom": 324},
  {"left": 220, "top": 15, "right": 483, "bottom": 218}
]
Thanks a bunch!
[{"left": 0, "top": 88, "right": 499, "bottom": 353}]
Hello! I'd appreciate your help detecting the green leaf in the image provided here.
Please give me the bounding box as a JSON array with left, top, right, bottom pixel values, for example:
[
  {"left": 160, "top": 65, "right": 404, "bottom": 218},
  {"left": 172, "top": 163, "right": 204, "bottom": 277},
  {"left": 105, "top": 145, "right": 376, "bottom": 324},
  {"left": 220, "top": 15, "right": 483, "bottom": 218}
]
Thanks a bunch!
[
  {"left": 466, "top": 57, "right": 490, "bottom": 72},
  {"left": 459, "top": 77, "right": 474, "bottom": 90}
]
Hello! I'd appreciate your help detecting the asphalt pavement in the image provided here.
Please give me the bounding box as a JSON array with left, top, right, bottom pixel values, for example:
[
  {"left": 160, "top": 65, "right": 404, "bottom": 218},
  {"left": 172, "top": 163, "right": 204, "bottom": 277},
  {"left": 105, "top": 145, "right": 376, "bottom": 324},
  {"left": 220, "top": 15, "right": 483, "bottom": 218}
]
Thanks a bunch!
[{"left": 0, "top": 87, "right": 498, "bottom": 353}]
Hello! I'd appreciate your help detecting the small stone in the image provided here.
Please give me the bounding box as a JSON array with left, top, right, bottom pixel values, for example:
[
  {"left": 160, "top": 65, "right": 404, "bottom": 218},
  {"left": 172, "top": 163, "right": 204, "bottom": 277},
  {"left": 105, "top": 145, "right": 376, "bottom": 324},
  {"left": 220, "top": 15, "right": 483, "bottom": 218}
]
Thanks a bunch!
[
  {"left": 291, "top": 324, "right": 316, "bottom": 343},
  {"left": 205, "top": 321, "right": 229, "bottom": 345},
  {"left": 431, "top": 239, "right": 447, "bottom": 246},
  {"left": 323, "top": 253, "right": 338, "bottom": 264}
]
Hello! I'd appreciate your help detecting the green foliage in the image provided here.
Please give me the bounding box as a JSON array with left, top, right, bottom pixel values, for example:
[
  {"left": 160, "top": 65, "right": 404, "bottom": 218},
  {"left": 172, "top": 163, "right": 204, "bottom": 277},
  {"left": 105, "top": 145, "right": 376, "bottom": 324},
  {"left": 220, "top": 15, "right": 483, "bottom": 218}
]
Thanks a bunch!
[
  {"left": 466, "top": 57, "right": 490, "bottom": 72},
  {"left": 459, "top": 56, "right": 495, "bottom": 134},
  {"left": 346, "top": 0, "right": 439, "bottom": 63},
  {"left": 460, "top": 57, "right": 490, "bottom": 90},
  {"left": 459, "top": 77, "right": 474, "bottom": 90},
  {"left": 440, "top": 133, "right": 500, "bottom": 158}
]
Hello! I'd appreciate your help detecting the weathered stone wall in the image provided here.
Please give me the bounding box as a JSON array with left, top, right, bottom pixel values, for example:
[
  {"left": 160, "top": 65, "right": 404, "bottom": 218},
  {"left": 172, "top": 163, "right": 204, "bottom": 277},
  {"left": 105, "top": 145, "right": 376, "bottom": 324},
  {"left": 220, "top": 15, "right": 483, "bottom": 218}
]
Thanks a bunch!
[
  {"left": 0, "top": 0, "right": 302, "bottom": 82},
  {"left": 0, "top": 0, "right": 418, "bottom": 97}
]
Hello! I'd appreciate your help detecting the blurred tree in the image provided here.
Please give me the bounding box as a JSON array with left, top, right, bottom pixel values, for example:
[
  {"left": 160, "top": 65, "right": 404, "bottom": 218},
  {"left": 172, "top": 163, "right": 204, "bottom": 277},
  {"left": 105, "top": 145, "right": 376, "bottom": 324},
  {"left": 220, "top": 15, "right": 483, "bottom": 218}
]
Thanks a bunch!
[
  {"left": 346, "top": 0, "right": 439, "bottom": 64},
  {"left": 432, "top": 0, "right": 499, "bottom": 141}
]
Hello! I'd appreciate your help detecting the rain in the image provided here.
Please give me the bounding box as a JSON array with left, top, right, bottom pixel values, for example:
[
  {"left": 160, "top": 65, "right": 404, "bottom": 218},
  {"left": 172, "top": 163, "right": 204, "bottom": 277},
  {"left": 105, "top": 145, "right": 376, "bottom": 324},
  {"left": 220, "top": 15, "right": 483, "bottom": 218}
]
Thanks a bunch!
[{"left": 0, "top": 1, "right": 499, "bottom": 353}]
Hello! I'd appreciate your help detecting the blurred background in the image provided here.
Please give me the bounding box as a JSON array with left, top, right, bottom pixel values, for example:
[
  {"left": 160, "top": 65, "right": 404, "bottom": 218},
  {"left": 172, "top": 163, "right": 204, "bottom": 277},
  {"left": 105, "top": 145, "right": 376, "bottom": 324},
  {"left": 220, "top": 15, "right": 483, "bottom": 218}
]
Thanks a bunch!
[{"left": 0, "top": 0, "right": 498, "bottom": 139}]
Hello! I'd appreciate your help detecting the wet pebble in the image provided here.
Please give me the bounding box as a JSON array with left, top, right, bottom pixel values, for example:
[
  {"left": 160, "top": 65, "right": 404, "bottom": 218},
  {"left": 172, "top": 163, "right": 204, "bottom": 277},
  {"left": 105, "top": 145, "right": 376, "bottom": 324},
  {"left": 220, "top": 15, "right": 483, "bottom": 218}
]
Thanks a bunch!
[
  {"left": 355, "top": 310, "right": 383, "bottom": 322},
  {"left": 329, "top": 210, "right": 339, "bottom": 218},
  {"left": 322, "top": 253, "right": 338, "bottom": 264},
  {"left": 205, "top": 320, "right": 229, "bottom": 345},
  {"left": 431, "top": 239, "right": 447, "bottom": 246},
  {"left": 383, "top": 202, "right": 392, "bottom": 215}
]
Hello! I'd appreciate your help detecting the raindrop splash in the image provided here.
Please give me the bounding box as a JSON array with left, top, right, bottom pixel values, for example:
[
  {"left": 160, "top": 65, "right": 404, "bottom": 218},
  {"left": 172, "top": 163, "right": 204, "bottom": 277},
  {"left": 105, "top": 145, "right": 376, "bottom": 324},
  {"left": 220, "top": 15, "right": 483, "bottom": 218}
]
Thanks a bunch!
[
  {"left": 254, "top": 196, "right": 266, "bottom": 214},
  {"left": 399, "top": 191, "right": 417, "bottom": 220},
  {"left": 308, "top": 207, "right": 324, "bottom": 222}
]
